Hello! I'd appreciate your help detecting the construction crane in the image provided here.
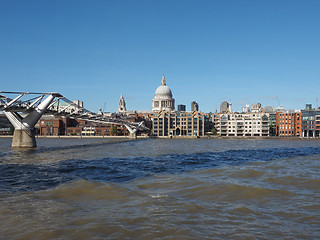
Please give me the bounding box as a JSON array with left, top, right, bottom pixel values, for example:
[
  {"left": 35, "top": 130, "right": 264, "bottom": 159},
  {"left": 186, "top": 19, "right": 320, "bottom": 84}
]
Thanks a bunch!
[{"left": 276, "top": 96, "right": 281, "bottom": 107}]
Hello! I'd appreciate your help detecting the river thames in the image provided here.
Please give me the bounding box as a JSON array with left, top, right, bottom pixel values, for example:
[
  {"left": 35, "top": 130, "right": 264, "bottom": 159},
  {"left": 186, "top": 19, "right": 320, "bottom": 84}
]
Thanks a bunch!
[{"left": 0, "top": 138, "right": 319, "bottom": 239}]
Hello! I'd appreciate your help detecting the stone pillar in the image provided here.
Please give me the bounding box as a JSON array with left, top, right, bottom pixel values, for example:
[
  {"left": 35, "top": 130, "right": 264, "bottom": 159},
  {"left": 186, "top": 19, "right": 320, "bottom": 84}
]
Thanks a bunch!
[{"left": 12, "top": 129, "right": 37, "bottom": 148}]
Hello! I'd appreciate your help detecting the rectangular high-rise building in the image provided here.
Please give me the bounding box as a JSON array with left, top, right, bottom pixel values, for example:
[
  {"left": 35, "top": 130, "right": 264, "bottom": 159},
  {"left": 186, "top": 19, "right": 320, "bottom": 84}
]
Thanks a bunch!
[
  {"left": 178, "top": 104, "right": 186, "bottom": 111},
  {"left": 191, "top": 101, "right": 199, "bottom": 111},
  {"left": 220, "top": 101, "right": 231, "bottom": 113}
]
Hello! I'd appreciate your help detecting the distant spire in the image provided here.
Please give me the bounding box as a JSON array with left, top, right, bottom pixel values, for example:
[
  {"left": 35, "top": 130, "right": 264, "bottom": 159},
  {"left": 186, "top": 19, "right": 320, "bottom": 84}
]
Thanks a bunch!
[
  {"left": 161, "top": 73, "right": 166, "bottom": 86},
  {"left": 118, "top": 93, "right": 126, "bottom": 113}
]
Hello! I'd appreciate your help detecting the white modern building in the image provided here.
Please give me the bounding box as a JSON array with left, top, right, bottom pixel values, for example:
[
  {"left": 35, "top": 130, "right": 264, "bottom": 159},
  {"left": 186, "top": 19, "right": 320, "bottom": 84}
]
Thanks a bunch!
[{"left": 216, "top": 112, "right": 269, "bottom": 137}]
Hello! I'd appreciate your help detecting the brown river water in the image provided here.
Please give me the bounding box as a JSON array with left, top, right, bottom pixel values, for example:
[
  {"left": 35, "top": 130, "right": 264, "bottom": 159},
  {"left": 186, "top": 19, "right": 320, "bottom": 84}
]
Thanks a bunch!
[{"left": 0, "top": 138, "right": 319, "bottom": 239}]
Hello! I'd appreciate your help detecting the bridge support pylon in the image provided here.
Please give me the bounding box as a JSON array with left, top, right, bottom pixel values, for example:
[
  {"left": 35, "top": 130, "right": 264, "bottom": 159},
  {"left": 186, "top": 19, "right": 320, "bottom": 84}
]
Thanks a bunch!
[
  {"left": 128, "top": 132, "right": 137, "bottom": 139},
  {"left": 124, "top": 122, "right": 144, "bottom": 140},
  {"left": 4, "top": 94, "right": 58, "bottom": 148}
]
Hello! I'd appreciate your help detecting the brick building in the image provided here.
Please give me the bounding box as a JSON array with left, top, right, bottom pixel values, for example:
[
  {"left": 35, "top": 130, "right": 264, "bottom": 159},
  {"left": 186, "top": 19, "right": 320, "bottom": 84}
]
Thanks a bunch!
[
  {"left": 38, "top": 113, "right": 150, "bottom": 137},
  {"left": 276, "top": 111, "right": 301, "bottom": 137}
]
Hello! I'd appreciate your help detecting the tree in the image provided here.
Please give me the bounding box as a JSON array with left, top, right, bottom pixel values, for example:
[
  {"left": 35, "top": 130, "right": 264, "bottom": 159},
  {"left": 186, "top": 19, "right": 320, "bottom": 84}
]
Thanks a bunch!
[
  {"left": 269, "top": 124, "right": 276, "bottom": 136},
  {"left": 110, "top": 126, "right": 118, "bottom": 136},
  {"left": 9, "top": 125, "right": 14, "bottom": 135},
  {"left": 211, "top": 128, "right": 217, "bottom": 135}
]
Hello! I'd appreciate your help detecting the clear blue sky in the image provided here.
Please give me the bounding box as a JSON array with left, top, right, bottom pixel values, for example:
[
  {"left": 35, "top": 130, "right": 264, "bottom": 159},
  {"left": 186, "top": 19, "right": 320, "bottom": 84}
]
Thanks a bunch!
[{"left": 0, "top": 0, "right": 319, "bottom": 112}]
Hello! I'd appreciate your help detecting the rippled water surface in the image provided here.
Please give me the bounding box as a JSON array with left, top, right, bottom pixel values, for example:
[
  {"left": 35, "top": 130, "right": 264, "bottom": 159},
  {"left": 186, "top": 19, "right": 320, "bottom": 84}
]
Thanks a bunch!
[{"left": 0, "top": 137, "right": 319, "bottom": 239}]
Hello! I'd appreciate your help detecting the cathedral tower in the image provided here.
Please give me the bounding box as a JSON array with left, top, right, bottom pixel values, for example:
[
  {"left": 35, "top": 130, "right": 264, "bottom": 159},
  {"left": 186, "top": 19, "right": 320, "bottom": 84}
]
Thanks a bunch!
[{"left": 117, "top": 93, "right": 127, "bottom": 113}]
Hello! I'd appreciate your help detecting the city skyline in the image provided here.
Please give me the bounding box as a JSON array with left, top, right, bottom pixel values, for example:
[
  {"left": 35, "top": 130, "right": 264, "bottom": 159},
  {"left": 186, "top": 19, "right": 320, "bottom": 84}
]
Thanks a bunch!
[{"left": 0, "top": 1, "right": 319, "bottom": 112}]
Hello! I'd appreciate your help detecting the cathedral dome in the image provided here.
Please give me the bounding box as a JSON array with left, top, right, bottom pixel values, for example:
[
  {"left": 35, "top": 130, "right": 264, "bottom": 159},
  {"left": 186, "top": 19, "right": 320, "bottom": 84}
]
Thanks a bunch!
[
  {"left": 152, "top": 73, "right": 175, "bottom": 112},
  {"left": 155, "top": 85, "right": 172, "bottom": 98}
]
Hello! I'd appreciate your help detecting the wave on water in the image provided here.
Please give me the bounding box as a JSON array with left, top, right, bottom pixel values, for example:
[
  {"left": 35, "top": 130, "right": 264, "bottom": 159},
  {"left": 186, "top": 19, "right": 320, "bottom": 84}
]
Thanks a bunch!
[
  {"left": 1, "top": 147, "right": 320, "bottom": 193},
  {"left": 0, "top": 138, "right": 138, "bottom": 159}
]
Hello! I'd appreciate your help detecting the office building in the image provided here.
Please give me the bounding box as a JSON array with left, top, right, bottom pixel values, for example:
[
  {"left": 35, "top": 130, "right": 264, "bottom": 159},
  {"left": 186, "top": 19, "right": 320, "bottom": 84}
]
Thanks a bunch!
[
  {"left": 220, "top": 101, "right": 232, "bottom": 113},
  {"left": 191, "top": 101, "right": 199, "bottom": 111},
  {"left": 301, "top": 105, "right": 320, "bottom": 138},
  {"left": 151, "top": 110, "right": 210, "bottom": 137},
  {"left": 177, "top": 104, "right": 186, "bottom": 111}
]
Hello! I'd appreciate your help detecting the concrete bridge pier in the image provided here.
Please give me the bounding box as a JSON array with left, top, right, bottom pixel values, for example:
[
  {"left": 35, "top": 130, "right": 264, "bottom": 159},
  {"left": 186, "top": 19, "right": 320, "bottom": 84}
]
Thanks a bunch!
[
  {"left": 12, "top": 129, "right": 37, "bottom": 148},
  {"left": 4, "top": 94, "right": 58, "bottom": 148}
]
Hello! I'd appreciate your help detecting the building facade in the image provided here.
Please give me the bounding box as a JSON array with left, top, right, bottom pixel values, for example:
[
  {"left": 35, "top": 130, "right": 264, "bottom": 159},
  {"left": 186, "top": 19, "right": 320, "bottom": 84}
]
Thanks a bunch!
[
  {"left": 151, "top": 110, "right": 210, "bottom": 137},
  {"left": 301, "top": 108, "right": 320, "bottom": 138},
  {"left": 276, "top": 111, "right": 301, "bottom": 137},
  {"left": 39, "top": 116, "right": 66, "bottom": 136},
  {"left": 269, "top": 113, "right": 277, "bottom": 136},
  {"left": 216, "top": 112, "right": 269, "bottom": 137},
  {"left": 39, "top": 115, "right": 123, "bottom": 137}
]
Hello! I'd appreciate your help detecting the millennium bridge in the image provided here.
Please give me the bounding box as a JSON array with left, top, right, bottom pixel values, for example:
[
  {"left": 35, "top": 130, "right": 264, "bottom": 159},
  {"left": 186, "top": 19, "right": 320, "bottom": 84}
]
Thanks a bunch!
[{"left": 0, "top": 91, "right": 149, "bottom": 148}]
